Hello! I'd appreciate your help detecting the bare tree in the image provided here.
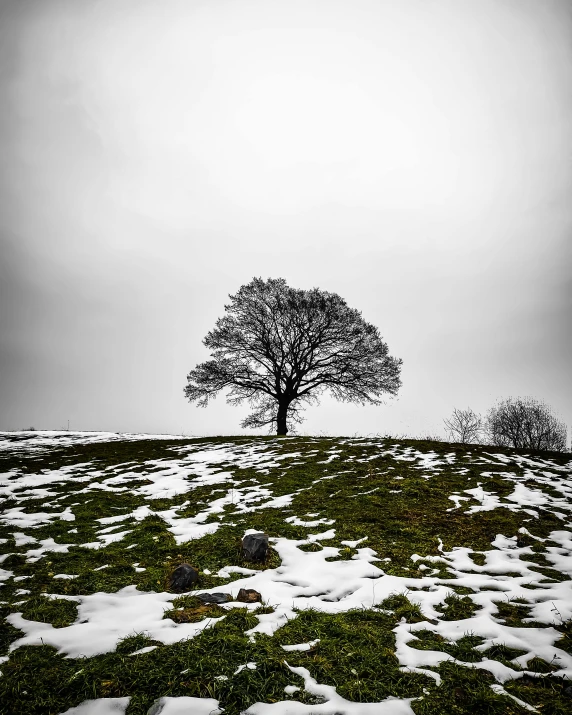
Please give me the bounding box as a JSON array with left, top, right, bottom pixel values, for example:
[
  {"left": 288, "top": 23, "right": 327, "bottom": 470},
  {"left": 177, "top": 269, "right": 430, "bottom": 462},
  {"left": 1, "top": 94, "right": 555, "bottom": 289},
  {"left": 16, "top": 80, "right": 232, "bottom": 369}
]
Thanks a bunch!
[
  {"left": 485, "top": 397, "right": 566, "bottom": 452},
  {"left": 184, "top": 277, "right": 403, "bottom": 435},
  {"left": 443, "top": 407, "right": 483, "bottom": 444}
]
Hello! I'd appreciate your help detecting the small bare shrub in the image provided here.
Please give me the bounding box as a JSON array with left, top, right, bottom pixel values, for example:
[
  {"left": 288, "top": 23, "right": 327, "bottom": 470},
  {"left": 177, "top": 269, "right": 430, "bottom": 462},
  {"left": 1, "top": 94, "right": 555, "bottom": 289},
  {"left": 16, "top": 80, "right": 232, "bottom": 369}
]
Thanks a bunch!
[
  {"left": 443, "top": 408, "right": 483, "bottom": 444},
  {"left": 485, "top": 397, "right": 566, "bottom": 452}
]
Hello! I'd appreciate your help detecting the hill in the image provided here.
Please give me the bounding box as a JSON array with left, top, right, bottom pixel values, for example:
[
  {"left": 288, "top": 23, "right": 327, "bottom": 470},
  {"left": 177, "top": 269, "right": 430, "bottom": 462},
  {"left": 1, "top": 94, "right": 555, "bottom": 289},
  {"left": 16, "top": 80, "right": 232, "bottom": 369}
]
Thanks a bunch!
[{"left": 0, "top": 431, "right": 571, "bottom": 714}]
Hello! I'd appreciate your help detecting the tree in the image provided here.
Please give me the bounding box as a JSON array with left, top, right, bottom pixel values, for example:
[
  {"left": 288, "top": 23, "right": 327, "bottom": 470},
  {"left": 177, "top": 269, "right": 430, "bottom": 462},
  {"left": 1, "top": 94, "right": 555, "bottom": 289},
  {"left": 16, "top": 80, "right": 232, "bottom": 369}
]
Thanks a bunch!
[
  {"left": 485, "top": 397, "right": 567, "bottom": 452},
  {"left": 443, "top": 407, "right": 483, "bottom": 444},
  {"left": 184, "top": 277, "right": 403, "bottom": 436}
]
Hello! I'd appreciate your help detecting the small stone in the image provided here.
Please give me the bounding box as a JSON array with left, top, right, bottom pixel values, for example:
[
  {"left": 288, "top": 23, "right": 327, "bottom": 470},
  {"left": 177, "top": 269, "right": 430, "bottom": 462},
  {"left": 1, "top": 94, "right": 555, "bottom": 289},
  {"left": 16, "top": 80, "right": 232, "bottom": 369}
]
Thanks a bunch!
[
  {"left": 196, "top": 592, "right": 231, "bottom": 605},
  {"left": 236, "top": 588, "right": 261, "bottom": 603},
  {"left": 169, "top": 563, "right": 199, "bottom": 592},
  {"left": 242, "top": 532, "right": 269, "bottom": 562}
]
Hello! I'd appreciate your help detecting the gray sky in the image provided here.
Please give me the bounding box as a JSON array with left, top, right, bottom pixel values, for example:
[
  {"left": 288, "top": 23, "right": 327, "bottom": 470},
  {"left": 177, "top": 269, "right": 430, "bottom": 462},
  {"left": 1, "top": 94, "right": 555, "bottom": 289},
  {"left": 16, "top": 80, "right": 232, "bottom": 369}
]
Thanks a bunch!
[{"left": 1, "top": 0, "right": 571, "bottom": 440}]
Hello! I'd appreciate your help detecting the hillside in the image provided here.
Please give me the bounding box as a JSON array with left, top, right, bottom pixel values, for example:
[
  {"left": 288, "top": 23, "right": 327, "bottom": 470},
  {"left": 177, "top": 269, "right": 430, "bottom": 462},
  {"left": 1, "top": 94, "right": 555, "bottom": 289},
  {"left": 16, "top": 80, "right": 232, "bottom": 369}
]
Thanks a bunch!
[{"left": 0, "top": 431, "right": 571, "bottom": 715}]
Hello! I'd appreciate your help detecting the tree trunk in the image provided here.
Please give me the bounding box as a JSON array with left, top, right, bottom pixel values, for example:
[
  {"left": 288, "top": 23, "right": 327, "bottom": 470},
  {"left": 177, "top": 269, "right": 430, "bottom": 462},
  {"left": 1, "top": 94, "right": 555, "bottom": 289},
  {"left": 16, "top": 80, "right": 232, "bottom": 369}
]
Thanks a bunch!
[{"left": 276, "top": 402, "right": 289, "bottom": 436}]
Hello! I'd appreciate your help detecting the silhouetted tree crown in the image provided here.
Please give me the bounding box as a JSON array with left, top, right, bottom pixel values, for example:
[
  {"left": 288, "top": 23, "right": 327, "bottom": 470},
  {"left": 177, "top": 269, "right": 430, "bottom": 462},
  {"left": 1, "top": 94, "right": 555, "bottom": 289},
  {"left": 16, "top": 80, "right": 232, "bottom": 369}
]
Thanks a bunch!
[
  {"left": 184, "top": 277, "right": 403, "bottom": 435},
  {"left": 485, "top": 396, "right": 567, "bottom": 452}
]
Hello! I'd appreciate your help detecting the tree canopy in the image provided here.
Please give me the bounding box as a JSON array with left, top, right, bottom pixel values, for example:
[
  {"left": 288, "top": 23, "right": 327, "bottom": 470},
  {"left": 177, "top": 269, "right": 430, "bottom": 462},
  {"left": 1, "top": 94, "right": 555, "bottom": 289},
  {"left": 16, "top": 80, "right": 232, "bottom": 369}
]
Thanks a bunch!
[
  {"left": 184, "top": 277, "right": 403, "bottom": 435},
  {"left": 485, "top": 396, "right": 567, "bottom": 452}
]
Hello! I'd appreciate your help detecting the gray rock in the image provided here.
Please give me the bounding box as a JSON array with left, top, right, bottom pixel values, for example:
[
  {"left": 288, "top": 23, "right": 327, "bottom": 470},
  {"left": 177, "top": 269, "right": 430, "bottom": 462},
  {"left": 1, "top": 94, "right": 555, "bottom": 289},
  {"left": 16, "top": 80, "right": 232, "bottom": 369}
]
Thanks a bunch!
[
  {"left": 242, "top": 532, "right": 269, "bottom": 562},
  {"left": 196, "top": 592, "right": 232, "bottom": 604},
  {"left": 169, "top": 563, "right": 199, "bottom": 592}
]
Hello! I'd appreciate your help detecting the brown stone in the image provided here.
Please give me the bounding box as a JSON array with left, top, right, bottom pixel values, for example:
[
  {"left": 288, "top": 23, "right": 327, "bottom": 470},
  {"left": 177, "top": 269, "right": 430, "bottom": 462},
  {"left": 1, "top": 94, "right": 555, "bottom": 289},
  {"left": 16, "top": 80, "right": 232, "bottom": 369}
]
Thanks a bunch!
[{"left": 236, "top": 588, "right": 261, "bottom": 603}]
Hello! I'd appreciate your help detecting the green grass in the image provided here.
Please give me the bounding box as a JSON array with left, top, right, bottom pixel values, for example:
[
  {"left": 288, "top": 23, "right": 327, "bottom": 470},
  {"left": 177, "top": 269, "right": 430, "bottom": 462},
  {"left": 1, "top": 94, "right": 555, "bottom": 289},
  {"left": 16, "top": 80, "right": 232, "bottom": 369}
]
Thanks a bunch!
[{"left": 0, "top": 433, "right": 571, "bottom": 714}]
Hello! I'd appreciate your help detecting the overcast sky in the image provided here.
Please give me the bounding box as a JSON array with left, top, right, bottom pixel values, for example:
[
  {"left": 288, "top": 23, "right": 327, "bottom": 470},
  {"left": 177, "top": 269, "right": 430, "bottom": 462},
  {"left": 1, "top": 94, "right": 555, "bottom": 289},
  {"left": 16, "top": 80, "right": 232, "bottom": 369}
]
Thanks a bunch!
[{"left": 1, "top": 0, "right": 571, "bottom": 441}]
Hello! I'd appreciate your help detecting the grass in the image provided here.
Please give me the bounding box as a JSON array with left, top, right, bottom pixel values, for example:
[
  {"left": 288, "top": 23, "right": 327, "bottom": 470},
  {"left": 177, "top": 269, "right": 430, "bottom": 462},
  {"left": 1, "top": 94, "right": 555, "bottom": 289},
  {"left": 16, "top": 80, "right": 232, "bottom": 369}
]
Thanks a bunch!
[{"left": 0, "top": 432, "right": 571, "bottom": 714}]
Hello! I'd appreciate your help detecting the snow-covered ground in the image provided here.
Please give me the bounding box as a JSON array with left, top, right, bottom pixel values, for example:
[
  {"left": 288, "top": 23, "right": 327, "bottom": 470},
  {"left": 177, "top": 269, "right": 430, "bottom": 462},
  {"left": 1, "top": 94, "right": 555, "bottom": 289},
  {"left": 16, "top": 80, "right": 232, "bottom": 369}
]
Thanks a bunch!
[
  {"left": 0, "top": 430, "right": 190, "bottom": 453},
  {"left": 1, "top": 431, "right": 571, "bottom": 714}
]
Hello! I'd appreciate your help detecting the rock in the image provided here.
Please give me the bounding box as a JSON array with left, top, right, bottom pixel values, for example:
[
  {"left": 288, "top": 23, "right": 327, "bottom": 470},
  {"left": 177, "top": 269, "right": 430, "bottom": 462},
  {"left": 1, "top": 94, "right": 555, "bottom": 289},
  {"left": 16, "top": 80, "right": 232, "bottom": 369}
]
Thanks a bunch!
[
  {"left": 236, "top": 588, "right": 261, "bottom": 603},
  {"left": 169, "top": 563, "right": 199, "bottom": 592},
  {"left": 242, "top": 532, "right": 269, "bottom": 562},
  {"left": 148, "top": 697, "right": 223, "bottom": 715},
  {"left": 196, "top": 592, "right": 232, "bottom": 604},
  {"left": 564, "top": 686, "right": 572, "bottom": 697}
]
